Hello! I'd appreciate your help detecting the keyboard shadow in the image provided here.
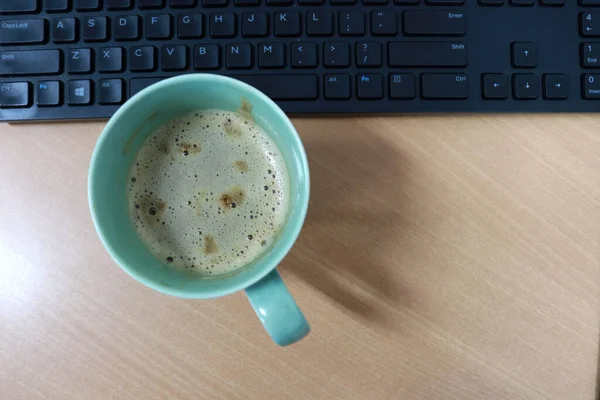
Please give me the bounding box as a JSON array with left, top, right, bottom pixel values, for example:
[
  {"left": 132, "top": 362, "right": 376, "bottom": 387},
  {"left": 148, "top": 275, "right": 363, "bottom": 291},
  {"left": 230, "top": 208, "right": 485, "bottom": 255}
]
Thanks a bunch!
[{"left": 285, "top": 118, "right": 415, "bottom": 328}]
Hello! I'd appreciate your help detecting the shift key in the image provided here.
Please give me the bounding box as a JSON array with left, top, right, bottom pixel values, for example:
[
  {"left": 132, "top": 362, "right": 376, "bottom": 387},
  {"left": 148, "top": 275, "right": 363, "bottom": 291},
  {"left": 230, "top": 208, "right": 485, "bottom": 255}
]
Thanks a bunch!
[
  {"left": 0, "top": 19, "right": 47, "bottom": 45},
  {"left": 0, "top": 50, "right": 61, "bottom": 76}
]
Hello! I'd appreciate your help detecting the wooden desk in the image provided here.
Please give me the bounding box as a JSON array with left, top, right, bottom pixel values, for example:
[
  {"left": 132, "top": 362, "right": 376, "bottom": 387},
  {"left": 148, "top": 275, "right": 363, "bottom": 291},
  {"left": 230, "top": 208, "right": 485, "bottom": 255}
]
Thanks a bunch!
[{"left": 1, "top": 115, "right": 599, "bottom": 400}]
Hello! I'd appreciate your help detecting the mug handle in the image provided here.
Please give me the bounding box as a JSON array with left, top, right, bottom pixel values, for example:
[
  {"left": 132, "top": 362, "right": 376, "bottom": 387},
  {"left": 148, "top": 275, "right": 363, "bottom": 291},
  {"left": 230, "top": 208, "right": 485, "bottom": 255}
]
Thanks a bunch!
[{"left": 245, "top": 269, "right": 310, "bottom": 346}]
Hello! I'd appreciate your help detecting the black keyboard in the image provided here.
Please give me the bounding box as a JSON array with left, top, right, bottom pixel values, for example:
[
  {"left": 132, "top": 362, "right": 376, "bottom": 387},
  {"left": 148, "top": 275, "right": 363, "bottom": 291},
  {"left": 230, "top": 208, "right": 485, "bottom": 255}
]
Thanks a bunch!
[{"left": 1, "top": 0, "right": 600, "bottom": 122}]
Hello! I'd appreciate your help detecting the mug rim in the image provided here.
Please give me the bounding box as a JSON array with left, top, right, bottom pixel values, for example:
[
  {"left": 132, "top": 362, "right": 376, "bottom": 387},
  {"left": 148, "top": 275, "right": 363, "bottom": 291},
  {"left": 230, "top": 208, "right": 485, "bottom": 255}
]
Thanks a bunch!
[{"left": 89, "top": 74, "right": 310, "bottom": 299}]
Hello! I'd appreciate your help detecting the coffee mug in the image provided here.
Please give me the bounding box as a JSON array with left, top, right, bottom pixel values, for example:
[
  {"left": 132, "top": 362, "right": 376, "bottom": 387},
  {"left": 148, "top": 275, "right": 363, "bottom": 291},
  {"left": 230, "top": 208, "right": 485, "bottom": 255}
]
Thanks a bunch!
[{"left": 88, "top": 75, "right": 310, "bottom": 346}]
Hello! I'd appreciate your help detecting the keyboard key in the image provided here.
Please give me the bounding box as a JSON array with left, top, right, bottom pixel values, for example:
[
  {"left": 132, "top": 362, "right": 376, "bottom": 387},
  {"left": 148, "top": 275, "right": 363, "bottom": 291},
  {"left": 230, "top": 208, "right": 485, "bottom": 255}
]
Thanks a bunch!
[
  {"left": 130, "top": 77, "right": 165, "bottom": 97},
  {"left": 540, "top": 0, "right": 564, "bottom": 5},
  {"left": 511, "top": 42, "right": 537, "bottom": 68},
  {"left": 194, "top": 44, "right": 220, "bottom": 69},
  {"left": 162, "top": 45, "right": 188, "bottom": 70},
  {"left": 478, "top": 0, "right": 504, "bottom": 5},
  {"left": 130, "top": 46, "right": 157, "bottom": 71},
  {"left": 114, "top": 16, "right": 141, "bottom": 41},
  {"left": 299, "top": 0, "right": 325, "bottom": 4},
  {"left": 339, "top": 12, "right": 365, "bottom": 36},
  {"left": 75, "top": 0, "right": 102, "bottom": 11},
  {"left": 139, "top": 0, "right": 165, "bottom": 8},
  {"left": 306, "top": 11, "right": 333, "bottom": 37},
  {"left": 356, "top": 42, "right": 382, "bottom": 67},
  {"left": 426, "top": 0, "right": 464, "bottom": 3},
  {"left": 324, "top": 42, "right": 350, "bottom": 67},
  {"left": 324, "top": 74, "right": 351, "bottom": 100},
  {"left": 388, "top": 42, "right": 467, "bottom": 67},
  {"left": 235, "top": 0, "right": 261, "bottom": 5},
  {"left": 512, "top": 74, "right": 539, "bottom": 99},
  {"left": 83, "top": 17, "right": 109, "bottom": 42},
  {"left": 583, "top": 74, "right": 600, "bottom": 98},
  {"left": 267, "top": 0, "right": 293, "bottom": 5},
  {"left": 107, "top": 0, "right": 134, "bottom": 10},
  {"left": 394, "top": 0, "right": 420, "bottom": 3},
  {"left": 98, "top": 47, "right": 124, "bottom": 72},
  {"left": 226, "top": 43, "right": 253, "bottom": 69},
  {"left": 210, "top": 13, "right": 236, "bottom": 38},
  {"left": 581, "top": 0, "right": 600, "bottom": 5},
  {"left": 0, "top": 0, "right": 38, "bottom": 14},
  {"left": 481, "top": 73, "right": 508, "bottom": 99},
  {"left": 389, "top": 74, "right": 416, "bottom": 99},
  {"left": 509, "top": 0, "right": 534, "bottom": 5},
  {"left": 68, "top": 48, "right": 93, "bottom": 73},
  {"left": 234, "top": 75, "right": 318, "bottom": 100},
  {"left": 258, "top": 43, "right": 285, "bottom": 68},
  {"left": 421, "top": 74, "right": 468, "bottom": 99},
  {"left": 178, "top": 14, "right": 204, "bottom": 39},
  {"left": 403, "top": 10, "right": 466, "bottom": 37},
  {"left": 357, "top": 74, "right": 383, "bottom": 100},
  {"left": 68, "top": 80, "right": 92, "bottom": 106},
  {"left": 146, "top": 15, "right": 172, "bottom": 40},
  {"left": 0, "top": 50, "right": 61, "bottom": 76},
  {"left": 171, "top": 0, "right": 197, "bottom": 6},
  {"left": 291, "top": 42, "right": 317, "bottom": 68},
  {"left": 99, "top": 79, "right": 124, "bottom": 104},
  {"left": 46, "top": 0, "right": 71, "bottom": 12},
  {"left": 581, "top": 43, "right": 600, "bottom": 68},
  {"left": 363, "top": 0, "right": 388, "bottom": 5},
  {"left": 371, "top": 11, "right": 397, "bottom": 36},
  {"left": 581, "top": 13, "right": 600, "bottom": 37},
  {"left": 203, "top": 0, "right": 229, "bottom": 6},
  {"left": 0, "top": 82, "right": 30, "bottom": 108},
  {"left": 242, "top": 12, "right": 268, "bottom": 37},
  {"left": 37, "top": 81, "right": 62, "bottom": 107},
  {"left": 52, "top": 18, "right": 77, "bottom": 43},
  {"left": 0, "top": 19, "right": 47, "bottom": 45},
  {"left": 543, "top": 74, "right": 568, "bottom": 99},
  {"left": 331, "top": 0, "right": 357, "bottom": 5},
  {"left": 274, "top": 12, "right": 301, "bottom": 37}
]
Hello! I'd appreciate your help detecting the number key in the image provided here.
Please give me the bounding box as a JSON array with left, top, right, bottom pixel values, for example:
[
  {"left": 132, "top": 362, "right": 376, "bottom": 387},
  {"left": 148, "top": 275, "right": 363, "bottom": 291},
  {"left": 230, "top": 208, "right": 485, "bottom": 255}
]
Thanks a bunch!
[
  {"left": 581, "top": 43, "right": 600, "bottom": 68},
  {"left": 581, "top": 12, "right": 600, "bottom": 37}
]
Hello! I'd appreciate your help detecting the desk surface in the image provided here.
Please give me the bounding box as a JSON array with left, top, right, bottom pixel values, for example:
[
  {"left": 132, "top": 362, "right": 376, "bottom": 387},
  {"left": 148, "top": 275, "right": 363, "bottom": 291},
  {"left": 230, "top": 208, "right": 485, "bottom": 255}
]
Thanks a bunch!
[{"left": 1, "top": 115, "right": 599, "bottom": 400}]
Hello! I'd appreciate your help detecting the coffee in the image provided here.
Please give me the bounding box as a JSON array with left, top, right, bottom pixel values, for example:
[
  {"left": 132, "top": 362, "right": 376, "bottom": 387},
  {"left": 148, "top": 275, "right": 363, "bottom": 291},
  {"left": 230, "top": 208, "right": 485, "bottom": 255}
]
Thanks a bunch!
[{"left": 127, "top": 109, "right": 290, "bottom": 276}]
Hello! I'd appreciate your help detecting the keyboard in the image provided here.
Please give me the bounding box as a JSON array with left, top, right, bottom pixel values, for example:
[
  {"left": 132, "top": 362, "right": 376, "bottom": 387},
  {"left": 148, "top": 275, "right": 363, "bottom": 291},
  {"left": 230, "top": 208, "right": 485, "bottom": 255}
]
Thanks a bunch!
[{"left": 1, "top": 1, "right": 600, "bottom": 122}]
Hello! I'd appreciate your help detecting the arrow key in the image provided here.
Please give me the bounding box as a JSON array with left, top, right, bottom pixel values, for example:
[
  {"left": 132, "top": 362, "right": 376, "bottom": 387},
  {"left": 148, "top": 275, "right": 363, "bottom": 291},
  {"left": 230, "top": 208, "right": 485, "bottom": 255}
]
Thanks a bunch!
[
  {"left": 511, "top": 42, "right": 537, "bottom": 68},
  {"left": 482, "top": 73, "right": 508, "bottom": 100},
  {"left": 543, "top": 74, "right": 569, "bottom": 100},
  {"left": 513, "top": 73, "right": 539, "bottom": 100}
]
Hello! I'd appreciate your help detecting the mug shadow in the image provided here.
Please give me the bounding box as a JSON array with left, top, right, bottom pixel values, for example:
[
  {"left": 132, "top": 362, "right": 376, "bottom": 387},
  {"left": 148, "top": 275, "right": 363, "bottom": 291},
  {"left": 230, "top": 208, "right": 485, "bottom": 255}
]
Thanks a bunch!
[{"left": 285, "top": 117, "right": 415, "bottom": 327}]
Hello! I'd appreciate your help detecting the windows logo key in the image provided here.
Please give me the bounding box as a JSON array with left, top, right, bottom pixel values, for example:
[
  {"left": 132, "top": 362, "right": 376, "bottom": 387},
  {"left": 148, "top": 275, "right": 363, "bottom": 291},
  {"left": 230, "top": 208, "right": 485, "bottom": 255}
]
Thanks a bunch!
[{"left": 68, "top": 80, "right": 90, "bottom": 105}]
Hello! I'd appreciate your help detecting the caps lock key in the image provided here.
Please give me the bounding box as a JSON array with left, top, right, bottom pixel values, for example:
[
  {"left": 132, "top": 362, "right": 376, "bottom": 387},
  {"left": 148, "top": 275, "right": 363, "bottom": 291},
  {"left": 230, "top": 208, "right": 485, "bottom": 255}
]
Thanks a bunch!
[{"left": 0, "top": 19, "right": 47, "bottom": 45}]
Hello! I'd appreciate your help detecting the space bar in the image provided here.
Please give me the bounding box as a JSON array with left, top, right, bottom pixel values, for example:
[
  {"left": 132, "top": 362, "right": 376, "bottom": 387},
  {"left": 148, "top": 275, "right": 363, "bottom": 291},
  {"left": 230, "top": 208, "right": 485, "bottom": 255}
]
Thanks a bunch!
[{"left": 234, "top": 75, "right": 318, "bottom": 100}]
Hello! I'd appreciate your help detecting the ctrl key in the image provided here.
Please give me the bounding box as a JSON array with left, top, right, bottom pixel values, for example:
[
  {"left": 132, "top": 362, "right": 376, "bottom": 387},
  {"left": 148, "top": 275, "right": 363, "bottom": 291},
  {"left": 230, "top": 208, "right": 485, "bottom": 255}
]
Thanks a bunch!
[
  {"left": 582, "top": 74, "right": 600, "bottom": 99},
  {"left": 0, "top": 82, "right": 30, "bottom": 108}
]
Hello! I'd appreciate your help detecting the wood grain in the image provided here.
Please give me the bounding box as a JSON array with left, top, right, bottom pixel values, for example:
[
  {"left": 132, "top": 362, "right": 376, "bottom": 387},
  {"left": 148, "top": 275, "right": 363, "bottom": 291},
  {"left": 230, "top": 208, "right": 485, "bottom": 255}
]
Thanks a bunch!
[{"left": 0, "top": 115, "right": 599, "bottom": 400}]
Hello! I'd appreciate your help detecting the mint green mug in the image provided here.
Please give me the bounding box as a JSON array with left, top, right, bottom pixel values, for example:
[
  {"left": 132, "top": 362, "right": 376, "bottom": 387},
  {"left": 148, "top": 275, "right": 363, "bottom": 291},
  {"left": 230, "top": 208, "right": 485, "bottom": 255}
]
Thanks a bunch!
[{"left": 88, "top": 75, "right": 310, "bottom": 346}]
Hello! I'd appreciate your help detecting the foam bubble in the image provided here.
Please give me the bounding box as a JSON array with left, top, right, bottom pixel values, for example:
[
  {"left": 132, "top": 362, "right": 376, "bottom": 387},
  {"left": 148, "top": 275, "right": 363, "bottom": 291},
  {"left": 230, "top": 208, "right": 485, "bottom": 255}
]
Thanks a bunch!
[{"left": 127, "top": 109, "right": 290, "bottom": 276}]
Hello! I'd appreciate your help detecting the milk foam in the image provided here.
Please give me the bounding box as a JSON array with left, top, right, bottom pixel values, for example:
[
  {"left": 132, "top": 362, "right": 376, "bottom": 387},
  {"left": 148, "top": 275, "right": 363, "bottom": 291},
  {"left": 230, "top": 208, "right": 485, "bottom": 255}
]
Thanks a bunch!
[{"left": 127, "top": 109, "right": 290, "bottom": 276}]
